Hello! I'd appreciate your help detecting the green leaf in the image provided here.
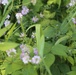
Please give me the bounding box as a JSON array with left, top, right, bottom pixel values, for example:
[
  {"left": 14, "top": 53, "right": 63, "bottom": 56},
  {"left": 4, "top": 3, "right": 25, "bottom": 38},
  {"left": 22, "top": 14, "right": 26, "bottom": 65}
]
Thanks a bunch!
[
  {"left": 43, "top": 10, "right": 55, "bottom": 18},
  {"left": 51, "top": 44, "right": 68, "bottom": 57},
  {"left": 35, "top": 24, "right": 41, "bottom": 50},
  {"left": 0, "top": 24, "right": 12, "bottom": 37},
  {"left": 67, "top": 71, "right": 76, "bottom": 75},
  {"left": 22, "top": 0, "right": 30, "bottom": 6},
  {"left": 56, "top": 0, "right": 61, "bottom": 7},
  {"left": 51, "top": 64, "right": 61, "bottom": 75},
  {"left": 33, "top": 0, "right": 43, "bottom": 12},
  {"left": 11, "top": 63, "right": 23, "bottom": 72},
  {"left": 0, "top": 42, "right": 19, "bottom": 51},
  {"left": 39, "top": 35, "right": 45, "bottom": 57},
  {"left": 55, "top": 35, "right": 70, "bottom": 45},
  {"left": 22, "top": 65, "right": 37, "bottom": 75},
  {"left": 47, "top": 0, "right": 56, "bottom": 5},
  {"left": 72, "top": 66, "right": 76, "bottom": 71},
  {"left": 58, "top": 63, "right": 70, "bottom": 74},
  {"left": 12, "top": 71, "right": 22, "bottom": 75},
  {"left": 44, "top": 26, "right": 56, "bottom": 38},
  {"left": 67, "top": 56, "right": 74, "bottom": 66},
  {"left": 44, "top": 54, "right": 55, "bottom": 68},
  {"left": 44, "top": 42, "right": 53, "bottom": 55}
]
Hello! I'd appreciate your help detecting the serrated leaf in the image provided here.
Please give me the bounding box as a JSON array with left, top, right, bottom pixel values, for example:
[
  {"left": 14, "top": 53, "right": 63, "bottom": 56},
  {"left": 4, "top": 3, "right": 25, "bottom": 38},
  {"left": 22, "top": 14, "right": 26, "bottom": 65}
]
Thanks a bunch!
[{"left": 51, "top": 44, "right": 67, "bottom": 57}]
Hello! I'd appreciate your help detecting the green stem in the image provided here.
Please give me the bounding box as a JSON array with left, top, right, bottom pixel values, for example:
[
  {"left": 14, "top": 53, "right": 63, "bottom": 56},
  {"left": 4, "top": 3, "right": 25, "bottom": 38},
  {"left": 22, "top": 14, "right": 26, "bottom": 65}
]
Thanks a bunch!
[
  {"left": 55, "top": 35, "right": 70, "bottom": 45},
  {"left": 42, "top": 59, "right": 52, "bottom": 75},
  {"left": 21, "top": 20, "right": 25, "bottom": 34}
]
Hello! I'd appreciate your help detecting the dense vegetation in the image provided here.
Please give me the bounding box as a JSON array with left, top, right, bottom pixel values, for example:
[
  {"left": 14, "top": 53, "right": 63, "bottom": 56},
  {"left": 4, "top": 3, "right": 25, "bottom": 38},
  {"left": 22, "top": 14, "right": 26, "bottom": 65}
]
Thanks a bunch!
[{"left": 0, "top": 0, "right": 76, "bottom": 75}]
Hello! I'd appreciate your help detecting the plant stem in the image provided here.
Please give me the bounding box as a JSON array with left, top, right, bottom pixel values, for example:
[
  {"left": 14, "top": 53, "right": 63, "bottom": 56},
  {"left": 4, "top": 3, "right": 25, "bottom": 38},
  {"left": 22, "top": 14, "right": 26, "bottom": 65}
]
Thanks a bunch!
[{"left": 42, "top": 59, "right": 52, "bottom": 75}]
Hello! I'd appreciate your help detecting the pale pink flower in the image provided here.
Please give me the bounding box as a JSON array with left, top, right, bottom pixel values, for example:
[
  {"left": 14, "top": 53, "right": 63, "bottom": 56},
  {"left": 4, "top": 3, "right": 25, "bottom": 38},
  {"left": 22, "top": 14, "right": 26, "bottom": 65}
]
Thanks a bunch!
[
  {"left": 32, "top": 16, "right": 39, "bottom": 23},
  {"left": 4, "top": 20, "right": 10, "bottom": 27},
  {"left": 21, "top": 6, "right": 29, "bottom": 15},
  {"left": 21, "top": 53, "right": 30, "bottom": 64},
  {"left": 2, "top": 0, "right": 8, "bottom": 5},
  {"left": 31, "top": 55, "right": 41, "bottom": 64}
]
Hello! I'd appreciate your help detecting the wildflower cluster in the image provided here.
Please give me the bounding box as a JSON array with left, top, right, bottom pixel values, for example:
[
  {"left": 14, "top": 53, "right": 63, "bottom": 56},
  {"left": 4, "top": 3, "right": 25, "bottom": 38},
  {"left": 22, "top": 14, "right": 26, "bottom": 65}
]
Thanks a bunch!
[
  {"left": 4, "top": 15, "right": 10, "bottom": 27},
  {"left": 0, "top": 0, "right": 9, "bottom": 5},
  {"left": 20, "top": 44, "right": 41, "bottom": 64},
  {"left": 69, "top": 0, "right": 76, "bottom": 7},
  {"left": 6, "top": 48, "right": 16, "bottom": 57}
]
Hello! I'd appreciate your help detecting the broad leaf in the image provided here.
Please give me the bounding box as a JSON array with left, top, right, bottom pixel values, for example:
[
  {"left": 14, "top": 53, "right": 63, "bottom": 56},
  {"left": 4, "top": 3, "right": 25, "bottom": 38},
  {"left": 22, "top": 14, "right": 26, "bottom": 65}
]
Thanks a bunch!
[
  {"left": 67, "top": 71, "right": 76, "bottom": 75},
  {"left": 51, "top": 44, "right": 68, "bottom": 57},
  {"left": 44, "top": 53, "right": 55, "bottom": 68},
  {"left": 0, "top": 42, "right": 19, "bottom": 51}
]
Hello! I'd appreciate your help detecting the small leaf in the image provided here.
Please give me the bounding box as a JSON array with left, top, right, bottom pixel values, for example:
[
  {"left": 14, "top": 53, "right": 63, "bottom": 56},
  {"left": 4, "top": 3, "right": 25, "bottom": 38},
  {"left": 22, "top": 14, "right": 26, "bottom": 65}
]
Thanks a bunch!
[{"left": 67, "top": 56, "right": 74, "bottom": 66}]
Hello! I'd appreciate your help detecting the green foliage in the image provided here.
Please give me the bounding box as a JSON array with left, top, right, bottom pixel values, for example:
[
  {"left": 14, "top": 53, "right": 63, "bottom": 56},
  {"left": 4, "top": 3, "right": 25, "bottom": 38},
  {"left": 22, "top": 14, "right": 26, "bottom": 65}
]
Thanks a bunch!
[
  {"left": 0, "top": 42, "right": 19, "bottom": 51},
  {"left": 0, "top": 0, "right": 76, "bottom": 75},
  {"left": 44, "top": 54, "right": 55, "bottom": 68},
  {"left": 51, "top": 44, "right": 68, "bottom": 57}
]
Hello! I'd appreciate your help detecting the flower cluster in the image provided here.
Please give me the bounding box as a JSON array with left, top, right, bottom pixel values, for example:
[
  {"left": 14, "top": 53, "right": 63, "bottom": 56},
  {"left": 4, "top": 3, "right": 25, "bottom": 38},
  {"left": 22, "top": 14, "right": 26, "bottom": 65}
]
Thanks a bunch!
[
  {"left": 32, "top": 16, "right": 39, "bottom": 23},
  {"left": 4, "top": 15, "right": 10, "bottom": 27},
  {"left": 6, "top": 48, "right": 16, "bottom": 57},
  {"left": 19, "top": 33, "right": 25, "bottom": 38},
  {"left": 15, "top": 6, "right": 29, "bottom": 24},
  {"left": 31, "top": 32, "right": 35, "bottom": 38},
  {"left": 15, "top": 5, "right": 44, "bottom": 24},
  {"left": 0, "top": 0, "right": 9, "bottom": 5},
  {"left": 68, "top": 0, "right": 76, "bottom": 7},
  {"left": 20, "top": 44, "right": 41, "bottom": 64}
]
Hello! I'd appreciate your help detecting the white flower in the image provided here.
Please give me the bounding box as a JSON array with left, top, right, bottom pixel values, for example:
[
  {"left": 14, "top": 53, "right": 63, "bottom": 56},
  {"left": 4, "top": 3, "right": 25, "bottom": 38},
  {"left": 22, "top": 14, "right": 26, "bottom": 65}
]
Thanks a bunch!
[
  {"left": 31, "top": 0, "right": 37, "bottom": 5},
  {"left": 68, "top": 0, "right": 76, "bottom": 7},
  {"left": 21, "top": 53, "right": 30, "bottom": 64},
  {"left": 4, "top": 20, "right": 10, "bottom": 27},
  {"left": 2, "top": 0, "right": 8, "bottom": 5},
  {"left": 6, "top": 48, "right": 16, "bottom": 57},
  {"left": 32, "top": 16, "right": 39, "bottom": 23},
  {"left": 72, "top": 18, "right": 76, "bottom": 24},
  {"left": 20, "top": 33, "right": 25, "bottom": 38},
  {"left": 31, "top": 32, "right": 35, "bottom": 38},
  {"left": 6, "top": 15, "right": 10, "bottom": 19},
  {"left": 40, "top": 13, "right": 44, "bottom": 18},
  {"left": 16, "top": 13, "right": 23, "bottom": 20},
  {"left": 31, "top": 55, "right": 41, "bottom": 64}
]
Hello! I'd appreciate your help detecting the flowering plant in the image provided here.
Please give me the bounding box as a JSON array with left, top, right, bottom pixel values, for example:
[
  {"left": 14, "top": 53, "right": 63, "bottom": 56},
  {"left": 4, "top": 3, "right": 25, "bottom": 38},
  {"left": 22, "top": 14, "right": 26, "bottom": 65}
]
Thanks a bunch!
[{"left": 0, "top": 0, "right": 76, "bottom": 75}]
